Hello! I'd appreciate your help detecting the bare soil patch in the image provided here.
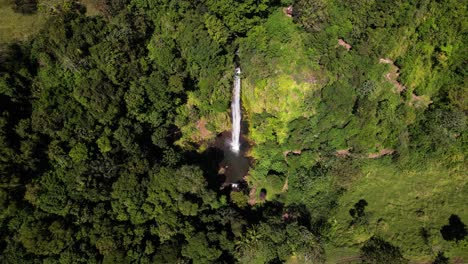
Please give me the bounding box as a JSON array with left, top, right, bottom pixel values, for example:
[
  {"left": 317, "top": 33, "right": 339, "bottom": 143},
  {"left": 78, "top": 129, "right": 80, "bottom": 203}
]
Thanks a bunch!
[
  {"left": 281, "top": 178, "right": 288, "bottom": 192},
  {"left": 336, "top": 148, "right": 351, "bottom": 157},
  {"left": 283, "top": 149, "right": 302, "bottom": 157},
  {"left": 283, "top": 5, "right": 293, "bottom": 17},
  {"left": 337, "top": 39, "right": 352, "bottom": 50},
  {"left": 379, "top": 58, "right": 406, "bottom": 93},
  {"left": 368, "top": 148, "right": 395, "bottom": 159},
  {"left": 248, "top": 186, "right": 257, "bottom": 206},
  {"left": 195, "top": 119, "right": 212, "bottom": 140},
  {"left": 409, "top": 93, "right": 433, "bottom": 108}
]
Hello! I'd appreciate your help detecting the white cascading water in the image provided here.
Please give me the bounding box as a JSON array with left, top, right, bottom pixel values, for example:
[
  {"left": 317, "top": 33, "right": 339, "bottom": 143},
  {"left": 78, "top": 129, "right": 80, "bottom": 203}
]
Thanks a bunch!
[{"left": 230, "top": 67, "right": 242, "bottom": 153}]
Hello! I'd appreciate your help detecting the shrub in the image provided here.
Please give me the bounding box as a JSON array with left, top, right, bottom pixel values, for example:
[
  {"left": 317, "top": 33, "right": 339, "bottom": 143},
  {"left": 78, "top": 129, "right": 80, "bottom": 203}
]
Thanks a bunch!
[
  {"left": 13, "top": 0, "right": 38, "bottom": 14},
  {"left": 360, "top": 236, "right": 407, "bottom": 264}
]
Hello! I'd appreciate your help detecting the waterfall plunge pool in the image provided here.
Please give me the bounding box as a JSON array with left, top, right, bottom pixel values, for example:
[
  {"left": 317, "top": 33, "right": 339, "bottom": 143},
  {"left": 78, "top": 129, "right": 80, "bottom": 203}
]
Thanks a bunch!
[{"left": 212, "top": 131, "right": 251, "bottom": 189}]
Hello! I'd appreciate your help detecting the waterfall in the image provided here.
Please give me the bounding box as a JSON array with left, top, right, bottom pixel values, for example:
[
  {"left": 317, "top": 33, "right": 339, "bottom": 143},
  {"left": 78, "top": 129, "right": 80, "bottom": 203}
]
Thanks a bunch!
[{"left": 230, "top": 67, "right": 241, "bottom": 153}]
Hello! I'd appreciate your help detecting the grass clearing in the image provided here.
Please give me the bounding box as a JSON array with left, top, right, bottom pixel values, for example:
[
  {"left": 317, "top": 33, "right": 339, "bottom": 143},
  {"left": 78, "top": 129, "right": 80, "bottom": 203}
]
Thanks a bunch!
[
  {"left": 0, "top": 0, "right": 101, "bottom": 47},
  {"left": 80, "top": 0, "right": 102, "bottom": 16},
  {"left": 327, "top": 157, "right": 468, "bottom": 262},
  {"left": 0, "top": 0, "right": 46, "bottom": 45}
]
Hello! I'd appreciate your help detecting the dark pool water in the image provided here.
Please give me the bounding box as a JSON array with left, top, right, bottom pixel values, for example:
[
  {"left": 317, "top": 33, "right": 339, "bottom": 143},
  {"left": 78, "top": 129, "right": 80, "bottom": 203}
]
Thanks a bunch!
[{"left": 213, "top": 132, "right": 251, "bottom": 185}]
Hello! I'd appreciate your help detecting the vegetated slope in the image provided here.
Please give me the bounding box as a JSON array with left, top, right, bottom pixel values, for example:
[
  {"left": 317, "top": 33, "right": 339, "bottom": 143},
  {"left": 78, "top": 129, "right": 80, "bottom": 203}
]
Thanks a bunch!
[
  {"left": 0, "top": 0, "right": 466, "bottom": 263},
  {"left": 234, "top": 0, "right": 467, "bottom": 262},
  {"left": 0, "top": 0, "right": 104, "bottom": 47},
  {"left": 239, "top": 10, "right": 324, "bottom": 200},
  {"left": 328, "top": 157, "right": 467, "bottom": 262},
  {"left": 0, "top": 1, "right": 326, "bottom": 263}
]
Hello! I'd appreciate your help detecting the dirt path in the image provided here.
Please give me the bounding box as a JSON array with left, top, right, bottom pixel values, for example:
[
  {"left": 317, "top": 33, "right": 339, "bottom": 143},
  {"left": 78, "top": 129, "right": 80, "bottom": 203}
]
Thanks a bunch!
[
  {"left": 283, "top": 150, "right": 302, "bottom": 157},
  {"left": 379, "top": 58, "right": 406, "bottom": 93},
  {"left": 380, "top": 58, "right": 433, "bottom": 108},
  {"left": 283, "top": 6, "right": 293, "bottom": 17},
  {"left": 195, "top": 119, "right": 212, "bottom": 140},
  {"left": 248, "top": 186, "right": 257, "bottom": 206},
  {"left": 368, "top": 148, "right": 394, "bottom": 159},
  {"left": 409, "top": 93, "right": 433, "bottom": 108},
  {"left": 335, "top": 256, "right": 362, "bottom": 264},
  {"left": 338, "top": 39, "right": 352, "bottom": 50},
  {"left": 281, "top": 178, "right": 288, "bottom": 192},
  {"left": 336, "top": 148, "right": 351, "bottom": 157}
]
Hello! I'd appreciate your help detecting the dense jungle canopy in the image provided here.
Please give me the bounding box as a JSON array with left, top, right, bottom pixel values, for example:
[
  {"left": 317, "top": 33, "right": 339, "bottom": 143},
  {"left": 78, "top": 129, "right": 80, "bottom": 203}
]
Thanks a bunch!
[{"left": 0, "top": 0, "right": 466, "bottom": 263}]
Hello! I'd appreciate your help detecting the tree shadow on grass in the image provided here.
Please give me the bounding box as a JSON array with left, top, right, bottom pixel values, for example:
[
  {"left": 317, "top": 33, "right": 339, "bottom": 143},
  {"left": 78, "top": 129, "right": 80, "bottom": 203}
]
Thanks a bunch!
[{"left": 440, "top": 214, "right": 467, "bottom": 242}]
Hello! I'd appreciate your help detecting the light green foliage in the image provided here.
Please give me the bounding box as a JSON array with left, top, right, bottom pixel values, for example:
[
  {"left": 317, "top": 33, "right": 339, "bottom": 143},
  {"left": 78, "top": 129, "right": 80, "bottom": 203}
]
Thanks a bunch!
[
  {"left": 240, "top": 10, "right": 323, "bottom": 195},
  {"left": 69, "top": 143, "right": 88, "bottom": 162},
  {"left": 0, "top": 0, "right": 466, "bottom": 263},
  {"left": 240, "top": 2, "right": 466, "bottom": 262},
  {"left": 230, "top": 191, "right": 249, "bottom": 209},
  {"left": 287, "top": 169, "right": 337, "bottom": 221},
  {"left": 245, "top": 75, "right": 318, "bottom": 144},
  {"left": 204, "top": 0, "right": 273, "bottom": 34},
  {"left": 328, "top": 158, "right": 467, "bottom": 261},
  {"left": 237, "top": 223, "right": 324, "bottom": 263},
  {"left": 293, "top": 0, "right": 329, "bottom": 32},
  {"left": 204, "top": 14, "right": 230, "bottom": 46},
  {"left": 96, "top": 135, "right": 111, "bottom": 153}
]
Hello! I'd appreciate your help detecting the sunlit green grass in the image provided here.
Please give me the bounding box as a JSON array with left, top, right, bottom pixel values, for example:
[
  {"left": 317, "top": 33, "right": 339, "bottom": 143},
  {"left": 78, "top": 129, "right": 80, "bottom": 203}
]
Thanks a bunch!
[
  {"left": 327, "top": 157, "right": 468, "bottom": 262},
  {"left": 0, "top": 0, "right": 101, "bottom": 46},
  {"left": 0, "top": 0, "right": 46, "bottom": 44},
  {"left": 81, "top": 0, "right": 102, "bottom": 17}
]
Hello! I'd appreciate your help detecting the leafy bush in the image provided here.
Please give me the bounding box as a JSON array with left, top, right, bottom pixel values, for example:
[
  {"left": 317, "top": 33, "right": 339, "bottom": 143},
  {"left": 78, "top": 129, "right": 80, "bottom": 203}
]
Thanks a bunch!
[
  {"left": 360, "top": 236, "right": 407, "bottom": 264},
  {"left": 13, "top": 0, "right": 38, "bottom": 14}
]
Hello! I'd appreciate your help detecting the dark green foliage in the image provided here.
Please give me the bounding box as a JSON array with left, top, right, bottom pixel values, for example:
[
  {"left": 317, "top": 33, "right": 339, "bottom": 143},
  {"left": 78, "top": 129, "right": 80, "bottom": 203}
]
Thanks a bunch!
[
  {"left": 432, "top": 252, "right": 449, "bottom": 264},
  {"left": 94, "top": 0, "right": 129, "bottom": 17},
  {"left": 204, "top": 0, "right": 279, "bottom": 34},
  {"left": 237, "top": 221, "right": 325, "bottom": 263},
  {"left": 360, "top": 236, "right": 407, "bottom": 264},
  {"left": 349, "top": 199, "right": 368, "bottom": 225},
  {"left": 293, "top": 0, "right": 328, "bottom": 32},
  {"left": 0, "top": 0, "right": 466, "bottom": 262},
  {"left": 182, "top": 233, "right": 222, "bottom": 264},
  {"left": 357, "top": 80, "right": 376, "bottom": 98},
  {"left": 13, "top": 0, "right": 38, "bottom": 14},
  {"left": 1, "top": 2, "right": 312, "bottom": 262},
  {"left": 440, "top": 215, "right": 467, "bottom": 242}
]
